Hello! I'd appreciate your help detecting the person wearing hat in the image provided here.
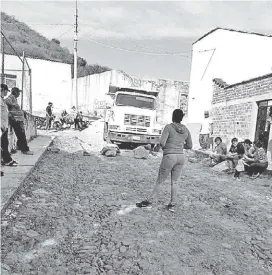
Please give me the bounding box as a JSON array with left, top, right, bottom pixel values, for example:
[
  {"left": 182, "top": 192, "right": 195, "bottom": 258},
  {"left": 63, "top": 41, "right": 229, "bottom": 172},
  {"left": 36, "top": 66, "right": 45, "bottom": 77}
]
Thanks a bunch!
[
  {"left": 199, "top": 110, "right": 213, "bottom": 150},
  {"left": 1, "top": 84, "right": 18, "bottom": 168},
  {"left": 4, "top": 87, "right": 33, "bottom": 155}
]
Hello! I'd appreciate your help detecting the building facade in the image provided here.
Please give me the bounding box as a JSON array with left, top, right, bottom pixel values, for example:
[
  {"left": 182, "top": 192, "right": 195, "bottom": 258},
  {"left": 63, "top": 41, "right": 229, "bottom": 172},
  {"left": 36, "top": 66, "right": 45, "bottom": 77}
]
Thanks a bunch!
[
  {"left": 1, "top": 54, "right": 72, "bottom": 116},
  {"left": 72, "top": 70, "right": 189, "bottom": 125},
  {"left": 187, "top": 28, "right": 272, "bottom": 124},
  {"left": 211, "top": 73, "right": 272, "bottom": 159}
]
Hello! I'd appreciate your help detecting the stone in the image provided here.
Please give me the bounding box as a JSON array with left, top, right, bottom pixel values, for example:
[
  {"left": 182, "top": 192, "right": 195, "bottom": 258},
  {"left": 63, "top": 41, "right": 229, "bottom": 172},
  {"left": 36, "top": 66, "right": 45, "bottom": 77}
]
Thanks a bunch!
[
  {"left": 105, "top": 150, "right": 117, "bottom": 157},
  {"left": 1, "top": 264, "right": 11, "bottom": 271},
  {"left": 101, "top": 144, "right": 120, "bottom": 155},
  {"left": 211, "top": 161, "right": 229, "bottom": 172},
  {"left": 1, "top": 220, "right": 8, "bottom": 227},
  {"left": 133, "top": 146, "right": 149, "bottom": 159},
  {"left": 222, "top": 243, "right": 232, "bottom": 249},
  {"left": 188, "top": 157, "right": 199, "bottom": 163},
  {"left": 26, "top": 229, "right": 40, "bottom": 238},
  {"left": 47, "top": 147, "right": 60, "bottom": 153},
  {"left": 144, "top": 144, "right": 152, "bottom": 151},
  {"left": 119, "top": 246, "right": 127, "bottom": 253}
]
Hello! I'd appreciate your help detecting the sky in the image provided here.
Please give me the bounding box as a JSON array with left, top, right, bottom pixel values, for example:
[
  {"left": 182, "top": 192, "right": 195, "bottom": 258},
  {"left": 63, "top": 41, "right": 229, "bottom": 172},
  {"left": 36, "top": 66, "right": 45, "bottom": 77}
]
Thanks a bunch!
[{"left": 2, "top": 1, "right": 272, "bottom": 81}]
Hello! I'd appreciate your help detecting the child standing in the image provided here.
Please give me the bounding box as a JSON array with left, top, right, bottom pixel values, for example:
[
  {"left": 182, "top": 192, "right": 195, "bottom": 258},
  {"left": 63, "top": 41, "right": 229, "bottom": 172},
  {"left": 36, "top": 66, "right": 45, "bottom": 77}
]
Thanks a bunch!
[{"left": 233, "top": 142, "right": 245, "bottom": 181}]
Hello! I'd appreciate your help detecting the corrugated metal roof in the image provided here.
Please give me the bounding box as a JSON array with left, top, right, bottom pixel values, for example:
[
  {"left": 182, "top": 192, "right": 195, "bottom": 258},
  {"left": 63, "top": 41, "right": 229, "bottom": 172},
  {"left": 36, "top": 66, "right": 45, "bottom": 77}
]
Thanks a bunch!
[{"left": 193, "top": 27, "right": 272, "bottom": 45}]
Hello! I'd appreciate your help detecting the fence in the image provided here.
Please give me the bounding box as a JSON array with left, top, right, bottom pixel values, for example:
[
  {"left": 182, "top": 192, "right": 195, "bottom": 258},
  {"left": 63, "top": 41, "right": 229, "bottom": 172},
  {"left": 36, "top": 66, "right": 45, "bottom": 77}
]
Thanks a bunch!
[{"left": 1, "top": 31, "right": 32, "bottom": 113}]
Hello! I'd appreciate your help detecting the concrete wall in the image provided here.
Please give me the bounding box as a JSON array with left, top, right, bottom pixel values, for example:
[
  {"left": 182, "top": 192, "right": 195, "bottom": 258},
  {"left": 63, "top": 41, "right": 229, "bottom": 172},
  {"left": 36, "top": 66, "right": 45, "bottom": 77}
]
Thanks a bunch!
[
  {"left": 188, "top": 29, "right": 272, "bottom": 124},
  {"left": 72, "top": 70, "right": 189, "bottom": 125},
  {"left": 211, "top": 73, "right": 272, "bottom": 157},
  {"left": 1, "top": 54, "right": 72, "bottom": 117},
  {"left": 8, "top": 112, "right": 37, "bottom": 152}
]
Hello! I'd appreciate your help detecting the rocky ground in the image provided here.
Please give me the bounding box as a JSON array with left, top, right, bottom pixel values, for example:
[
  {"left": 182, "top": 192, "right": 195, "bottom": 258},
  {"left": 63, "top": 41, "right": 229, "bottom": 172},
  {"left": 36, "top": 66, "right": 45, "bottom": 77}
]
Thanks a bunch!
[{"left": 1, "top": 120, "right": 272, "bottom": 275}]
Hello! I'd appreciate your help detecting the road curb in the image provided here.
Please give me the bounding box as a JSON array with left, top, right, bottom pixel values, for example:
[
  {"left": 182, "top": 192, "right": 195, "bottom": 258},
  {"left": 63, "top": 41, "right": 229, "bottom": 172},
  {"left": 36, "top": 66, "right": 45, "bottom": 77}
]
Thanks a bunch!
[{"left": 1, "top": 137, "right": 56, "bottom": 215}]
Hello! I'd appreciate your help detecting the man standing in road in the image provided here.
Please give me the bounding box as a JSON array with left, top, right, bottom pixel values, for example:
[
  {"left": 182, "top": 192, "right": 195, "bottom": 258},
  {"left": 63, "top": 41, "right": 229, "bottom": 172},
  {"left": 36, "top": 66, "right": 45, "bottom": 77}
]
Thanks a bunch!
[
  {"left": 71, "top": 106, "right": 78, "bottom": 130},
  {"left": 5, "top": 87, "right": 34, "bottom": 155},
  {"left": 199, "top": 110, "right": 213, "bottom": 150},
  {"left": 1, "top": 84, "right": 18, "bottom": 168},
  {"left": 45, "top": 102, "right": 53, "bottom": 130}
]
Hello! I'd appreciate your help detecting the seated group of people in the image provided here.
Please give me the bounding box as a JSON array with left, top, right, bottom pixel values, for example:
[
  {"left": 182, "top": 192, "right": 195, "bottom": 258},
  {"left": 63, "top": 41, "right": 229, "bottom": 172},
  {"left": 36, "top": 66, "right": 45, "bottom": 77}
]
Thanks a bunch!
[{"left": 209, "top": 137, "right": 268, "bottom": 180}]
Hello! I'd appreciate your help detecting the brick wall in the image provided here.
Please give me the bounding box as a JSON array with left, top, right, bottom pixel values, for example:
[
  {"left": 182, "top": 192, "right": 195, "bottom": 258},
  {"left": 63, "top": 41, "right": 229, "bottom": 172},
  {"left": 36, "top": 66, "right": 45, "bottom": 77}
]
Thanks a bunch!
[
  {"left": 212, "top": 73, "right": 272, "bottom": 104},
  {"left": 211, "top": 73, "right": 272, "bottom": 147},
  {"left": 212, "top": 102, "right": 253, "bottom": 144}
]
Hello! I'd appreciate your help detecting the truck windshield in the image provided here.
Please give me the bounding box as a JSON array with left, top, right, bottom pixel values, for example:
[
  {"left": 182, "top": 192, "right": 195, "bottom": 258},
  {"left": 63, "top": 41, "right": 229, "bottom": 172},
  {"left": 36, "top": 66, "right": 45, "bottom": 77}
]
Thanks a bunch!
[{"left": 116, "top": 94, "right": 155, "bottom": 110}]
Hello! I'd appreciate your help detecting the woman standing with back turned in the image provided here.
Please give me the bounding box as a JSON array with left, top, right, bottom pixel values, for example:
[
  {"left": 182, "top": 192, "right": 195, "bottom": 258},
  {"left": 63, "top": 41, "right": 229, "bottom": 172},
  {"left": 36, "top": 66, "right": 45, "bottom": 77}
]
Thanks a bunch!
[{"left": 136, "top": 109, "right": 192, "bottom": 212}]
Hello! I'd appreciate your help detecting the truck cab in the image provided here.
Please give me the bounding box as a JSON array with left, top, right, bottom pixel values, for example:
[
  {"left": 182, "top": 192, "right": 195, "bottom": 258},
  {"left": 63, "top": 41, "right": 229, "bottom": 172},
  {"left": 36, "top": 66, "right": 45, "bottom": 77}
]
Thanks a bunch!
[{"left": 104, "top": 86, "right": 162, "bottom": 145}]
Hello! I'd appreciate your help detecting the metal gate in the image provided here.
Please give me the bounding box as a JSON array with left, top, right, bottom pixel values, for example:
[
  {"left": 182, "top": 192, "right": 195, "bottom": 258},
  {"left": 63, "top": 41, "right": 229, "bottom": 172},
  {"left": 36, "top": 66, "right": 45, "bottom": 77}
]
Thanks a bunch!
[{"left": 255, "top": 100, "right": 272, "bottom": 150}]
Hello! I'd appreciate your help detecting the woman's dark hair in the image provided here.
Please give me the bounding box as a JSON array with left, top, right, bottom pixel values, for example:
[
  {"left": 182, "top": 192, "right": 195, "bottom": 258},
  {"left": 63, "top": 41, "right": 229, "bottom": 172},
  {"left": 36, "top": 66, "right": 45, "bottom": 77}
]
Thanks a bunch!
[
  {"left": 244, "top": 139, "right": 252, "bottom": 145},
  {"left": 253, "top": 140, "right": 263, "bottom": 148},
  {"left": 215, "top": 137, "right": 222, "bottom": 143},
  {"left": 237, "top": 142, "right": 245, "bottom": 154},
  {"left": 172, "top": 109, "right": 184, "bottom": 123},
  {"left": 231, "top": 137, "right": 238, "bottom": 143}
]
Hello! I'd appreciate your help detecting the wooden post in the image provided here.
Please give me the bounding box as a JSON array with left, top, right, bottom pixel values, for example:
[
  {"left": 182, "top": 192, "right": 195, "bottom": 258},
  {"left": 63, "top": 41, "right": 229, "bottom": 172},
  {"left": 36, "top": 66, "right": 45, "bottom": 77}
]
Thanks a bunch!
[
  {"left": 29, "top": 69, "right": 32, "bottom": 114},
  {"left": 21, "top": 51, "right": 25, "bottom": 109}
]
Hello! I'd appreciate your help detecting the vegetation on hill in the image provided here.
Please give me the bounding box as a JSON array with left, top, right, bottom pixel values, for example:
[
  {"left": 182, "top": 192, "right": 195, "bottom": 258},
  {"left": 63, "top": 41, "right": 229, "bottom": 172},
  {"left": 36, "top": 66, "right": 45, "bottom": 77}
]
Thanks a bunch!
[{"left": 1, "top": 12, "right": 111, "bottom": 77}]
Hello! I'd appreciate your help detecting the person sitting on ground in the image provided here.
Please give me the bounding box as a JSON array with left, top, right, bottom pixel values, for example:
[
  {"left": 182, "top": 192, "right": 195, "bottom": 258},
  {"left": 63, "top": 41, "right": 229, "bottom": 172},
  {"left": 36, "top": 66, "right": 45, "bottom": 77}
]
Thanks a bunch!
[
  {"left": 243, "top": 139, "right": 255, "bottom": 158},
  {"left": 4, "top": 87, "right": 33, "bottom": 155},
  {"left": 1, "top": 84, "right": 18, "bottom": 168},
  {"left": 209, "top": 137, "right": 227, "bottom": 167},
  {"left": 60, "top": 110, "right": 68, "bottom": 126},
  {"left": 233, "top": 142, "right": 246, "bottom": 181},
  {"left": 244, "top": 141, "right": 268, "bottom": 179},
  {"left": 242, "top": 139, "right": 255, "bottom": 174},
  {"left": 136, "top": 109, "right": 192, "bottom": 213},
  {"left": 225, "top": 137, "right": 239, "bottom": 172}
]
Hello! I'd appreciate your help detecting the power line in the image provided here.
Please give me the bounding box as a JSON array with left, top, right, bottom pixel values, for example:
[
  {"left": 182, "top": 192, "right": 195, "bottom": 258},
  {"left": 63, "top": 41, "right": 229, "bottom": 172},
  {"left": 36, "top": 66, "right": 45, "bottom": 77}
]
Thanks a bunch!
[
  {"left": 56, "top": 26, "right": 74, "bottom": 39},
  {"left": 80, "top": 34, "right": 190, "bottom": 57}
]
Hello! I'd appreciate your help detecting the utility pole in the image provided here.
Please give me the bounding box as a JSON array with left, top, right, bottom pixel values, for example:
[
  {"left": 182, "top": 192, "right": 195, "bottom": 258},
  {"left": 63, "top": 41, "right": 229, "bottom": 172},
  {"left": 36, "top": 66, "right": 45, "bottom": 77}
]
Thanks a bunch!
[
  {"left": 1, "top": 34, "right": 5, "bottom": 84},
  {"left": 74, "top": 0, "right": 78, "bottom": 111}
]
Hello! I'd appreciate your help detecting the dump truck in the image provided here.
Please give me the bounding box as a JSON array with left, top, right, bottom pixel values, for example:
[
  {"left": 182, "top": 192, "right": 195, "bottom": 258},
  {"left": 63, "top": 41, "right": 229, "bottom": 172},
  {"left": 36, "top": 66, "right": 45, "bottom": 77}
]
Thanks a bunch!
[{"left": 103, "top": 85, "right": 162, "bottom": 146}]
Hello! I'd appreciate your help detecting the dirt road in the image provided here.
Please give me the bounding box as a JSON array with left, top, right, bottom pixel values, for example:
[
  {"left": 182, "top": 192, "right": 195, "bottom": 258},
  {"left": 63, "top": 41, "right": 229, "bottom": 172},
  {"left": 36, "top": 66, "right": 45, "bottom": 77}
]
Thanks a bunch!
[{"left": 1, "top": 121, "right": 272, "bottom": 275}]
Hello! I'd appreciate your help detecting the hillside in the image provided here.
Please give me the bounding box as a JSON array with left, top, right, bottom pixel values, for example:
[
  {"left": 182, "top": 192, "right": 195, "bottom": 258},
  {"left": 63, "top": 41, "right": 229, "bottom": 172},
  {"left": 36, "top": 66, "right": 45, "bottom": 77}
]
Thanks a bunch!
[{"left": 1, "top": 12, "right": 111, "bottom": 77}]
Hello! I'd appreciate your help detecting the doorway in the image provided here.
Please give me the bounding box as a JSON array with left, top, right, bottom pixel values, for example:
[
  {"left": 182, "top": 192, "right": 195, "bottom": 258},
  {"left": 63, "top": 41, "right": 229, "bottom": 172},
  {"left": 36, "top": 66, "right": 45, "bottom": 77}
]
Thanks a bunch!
[{"left": 255, "top": 100, "right": 272, "bottom": 150}]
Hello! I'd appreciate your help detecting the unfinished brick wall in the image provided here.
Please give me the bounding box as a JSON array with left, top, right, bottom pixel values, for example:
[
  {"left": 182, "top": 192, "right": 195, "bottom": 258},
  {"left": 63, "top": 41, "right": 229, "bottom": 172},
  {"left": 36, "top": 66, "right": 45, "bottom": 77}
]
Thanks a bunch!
[
  {"left": 212, "top": 73, "right": 272, "bottom": 104},
  {"left": 212, "top": 102, "right": 253, "bottom": 143},
  {"left": 211, "top": 73, "right": 272, "bottom": 146}
]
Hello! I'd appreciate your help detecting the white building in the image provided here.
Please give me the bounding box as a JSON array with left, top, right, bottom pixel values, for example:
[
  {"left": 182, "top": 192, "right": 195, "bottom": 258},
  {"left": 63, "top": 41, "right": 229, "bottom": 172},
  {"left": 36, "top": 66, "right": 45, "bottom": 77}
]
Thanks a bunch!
[
  {"left": 187, "top": 28, "right": 272, "bottom": 124},
  {"left": 1, "top": 54, "right": 72, "bottom": 116}
]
